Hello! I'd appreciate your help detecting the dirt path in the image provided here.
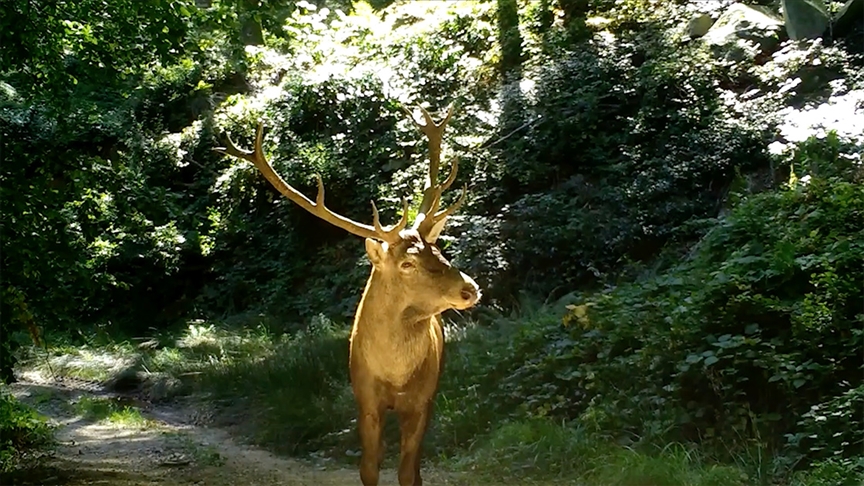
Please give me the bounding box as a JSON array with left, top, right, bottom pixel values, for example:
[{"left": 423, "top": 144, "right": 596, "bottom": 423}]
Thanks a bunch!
[{"left": 5, "top": 374, "right": 468, "bottom": 486}]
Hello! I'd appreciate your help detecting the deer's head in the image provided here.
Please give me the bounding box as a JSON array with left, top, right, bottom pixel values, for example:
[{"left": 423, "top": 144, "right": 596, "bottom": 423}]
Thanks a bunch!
[{"left": 215, "top": 105, "right": 480, "bottom": 316}]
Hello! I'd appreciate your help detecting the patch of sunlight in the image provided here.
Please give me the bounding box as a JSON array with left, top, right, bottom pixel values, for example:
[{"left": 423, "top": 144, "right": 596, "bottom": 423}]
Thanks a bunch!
[
  {"left": 73, "top": 396, "right": 160, "bottom": 430},
  {"left": 159, "top": 132, "right": 187, "bottom": 167},
  {"left": 107, "top": 407, "right": 157, "bottom": 430},
  {"left": 442, "top": 319, "right": 477, "bottom": 343},
  {"left": 150, "top": 347, "right": 186, "bottom": 371},
  {"left": 47, "top": 348, "right": 138, "bottom": 383},
  {"left": 778, "top": 88, "right": 864, "bottom": 144},
  {"left": 474, "top": 100, "right": 502, "bottom": 127},
  {"left": 519, "top": 78, "right": 537, "bottom": 101},
  {"left": 585, "top": 16, "right": 611, "bottom": 28},
  {"left": 594, "top": 30, "right": 617, "bottom": 46},
  {"left": 177, "top": 322, "right": 221, "bottom": 349},
  {"left": 89, "top": 236, "right": 117, "bottom": 259},
  {"left": 172, "top": 321, "right": 276, "bottom": 367},
  {"left": 0, "top": 80, "right": 18, "bottom": 101},
  {"left": 214, "top": 91, "right": 282, "bottom": 128}
]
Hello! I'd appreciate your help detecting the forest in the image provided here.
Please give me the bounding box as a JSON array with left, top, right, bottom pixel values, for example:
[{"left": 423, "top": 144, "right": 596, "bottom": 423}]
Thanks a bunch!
[{"left": 1, "top": 0, "right": 863, "bottom": 484}]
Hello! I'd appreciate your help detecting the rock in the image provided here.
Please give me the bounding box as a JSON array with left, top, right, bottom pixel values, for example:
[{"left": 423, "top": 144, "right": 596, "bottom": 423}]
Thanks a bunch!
[
  {"left": 832, "top": 0, "right": 864, "bottom": 39},
  {"left": 782, "top": 0, "right": 830, "bottom": 40},
  {"left": 103, "top": 357, "right": 145, "bottom": 392},
  {"left": 703, "top": 3, "right": 786, "bottom": 61},
  {"left": 688, "top": 14, "right": 715, "bottom": 38},
  {"left": 142, "top": 372, "right": 184, "bottom": 401}
]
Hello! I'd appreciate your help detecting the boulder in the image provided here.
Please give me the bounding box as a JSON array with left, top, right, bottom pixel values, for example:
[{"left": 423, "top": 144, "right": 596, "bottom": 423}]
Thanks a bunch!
[
  {"left": 782, "top": 0, "right": 830, "bottom": 40},
  {"left": 833, "top": 0, "right": 864, "bottom": 39},
  {"left": 703, "top": 3, "right": 786, "bottom": 61},
  {"left": 688, "top": 13, "right": 715, "bottom": 38}
]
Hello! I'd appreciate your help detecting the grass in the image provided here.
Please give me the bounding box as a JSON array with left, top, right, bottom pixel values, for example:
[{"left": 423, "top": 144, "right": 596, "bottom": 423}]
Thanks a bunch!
[
  {"left": 0, "top": 387, "right": 54, "bottom": 473},
  {"left": 161, "top": 431, "right": 226, "bottom": 467},
  {"left": 16, "top": 308, "right": 861, "bottom": 485},
  {"left": 449, "top": 418, "right": 749, "bottom": 486},
  {"left": 73, "top": 396, "right": 157, "bottom": 429}
]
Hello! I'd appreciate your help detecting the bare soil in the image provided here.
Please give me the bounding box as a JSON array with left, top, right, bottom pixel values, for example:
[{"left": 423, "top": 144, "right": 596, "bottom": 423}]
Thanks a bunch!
[{"left": 4, "top": 373, "right": 469, "bottom": 486}]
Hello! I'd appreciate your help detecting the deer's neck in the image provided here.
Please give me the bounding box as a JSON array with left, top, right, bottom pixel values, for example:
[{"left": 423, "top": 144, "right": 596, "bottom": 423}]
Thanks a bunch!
[
  {"left": 351, "top": 271, "right": 443, "bottom": 389},
  {"left": 354, "top": 270, "right": 436, "bottom": 331}
]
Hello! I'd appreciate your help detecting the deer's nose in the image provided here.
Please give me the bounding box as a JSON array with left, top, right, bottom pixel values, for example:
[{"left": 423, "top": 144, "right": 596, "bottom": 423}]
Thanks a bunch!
[{"left": 460, "top": 282, "right": 479, "bottom": 302}]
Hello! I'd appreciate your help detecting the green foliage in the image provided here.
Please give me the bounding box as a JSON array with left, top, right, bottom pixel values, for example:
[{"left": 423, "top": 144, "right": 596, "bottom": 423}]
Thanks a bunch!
[
  {"left": 450, "top": 418, "right": 608, "bottom": 481},
  {"left": 3, "top": 0, "right": 864, "bottom": 483},
  {"left": 475, "top": 18, "right": 775, "bottom": 300},
  {"left": 438, "top": 141, "right": 863, "bottom": 480},
  {"left": 789, "top": 456, "right": 864, "bottom": 486},
  {"left": 182, "top": 316, "right": 354, "bottom": 454},
  {"left": 70, "top": 396, "right": 153, "bottom": 428},
  {"left": 0, "top": 388, "right": 53, "bottom": 473},
  {"left": 788, "top": 384, "right": 864, "bottom": 469},
  {"left": 0, "top": 0, "right": 199, "bottom": 101}
]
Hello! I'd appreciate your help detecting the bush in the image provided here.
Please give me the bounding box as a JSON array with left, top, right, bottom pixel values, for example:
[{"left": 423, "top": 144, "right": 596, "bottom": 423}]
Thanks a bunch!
[
  {"left": 431, "top": 141, "right": 863, "bottom": 480},
  {"left": 482, "top": 29, "right": 773, "bottom": 299},
  {"left": 0, "top": 388, "right": 53, "bottom": 472}
]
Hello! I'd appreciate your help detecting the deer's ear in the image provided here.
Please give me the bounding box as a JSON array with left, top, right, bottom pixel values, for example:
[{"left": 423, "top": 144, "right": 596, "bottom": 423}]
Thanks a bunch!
[{"left": 365, "top": 238, "right": 388, "bottom": 266}]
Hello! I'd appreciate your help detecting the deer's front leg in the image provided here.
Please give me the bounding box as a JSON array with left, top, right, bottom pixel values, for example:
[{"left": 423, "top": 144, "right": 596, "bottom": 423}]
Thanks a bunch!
[
  {"left": 358, "top": 406, "right": 384, "bottom": 486},
  {"left": 397, "top": 402, "right": 432, "bottom": 486}
]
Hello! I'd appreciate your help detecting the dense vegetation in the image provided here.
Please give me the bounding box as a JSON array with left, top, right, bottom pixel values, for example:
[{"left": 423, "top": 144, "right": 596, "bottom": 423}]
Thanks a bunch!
[{"left": 2, "top": 0, "right": 862, "bottom": 483}]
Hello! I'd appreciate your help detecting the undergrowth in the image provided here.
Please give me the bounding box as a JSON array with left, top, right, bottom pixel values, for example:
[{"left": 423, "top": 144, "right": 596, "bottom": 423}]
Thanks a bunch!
[
  {"left": 20, "top": 143, "right": 863, "bottom": 484},
  {"left": 0, "top": 387, "right": 53, "bottom": 473},
  {"left": 73, "top": 396, "right": 155, "bottom": 429}
]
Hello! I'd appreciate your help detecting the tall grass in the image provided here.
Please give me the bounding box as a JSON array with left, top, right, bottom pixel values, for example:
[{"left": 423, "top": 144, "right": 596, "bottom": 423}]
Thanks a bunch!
[{"left": 188, "top": 316, "right": 356, "bottom": 454}]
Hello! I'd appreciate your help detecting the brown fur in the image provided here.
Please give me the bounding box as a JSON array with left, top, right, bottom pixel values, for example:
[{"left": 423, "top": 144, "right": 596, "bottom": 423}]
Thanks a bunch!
[{"left": 351, "top": 231, "right": 479, "bottom": 486}]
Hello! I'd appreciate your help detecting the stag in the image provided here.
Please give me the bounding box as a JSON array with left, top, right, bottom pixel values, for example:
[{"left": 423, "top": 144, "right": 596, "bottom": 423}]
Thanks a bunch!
[{"left": 215, "top": 105, "right": 480, "bottom": 486}]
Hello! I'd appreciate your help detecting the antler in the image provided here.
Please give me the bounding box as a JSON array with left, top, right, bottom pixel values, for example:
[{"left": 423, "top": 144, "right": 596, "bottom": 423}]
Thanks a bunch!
[
  {"left": 402, "top": 104, "right": 467, "bottom": 243},
  {"left": 214, "top": 122, "right": 408, "bottom": 244}
]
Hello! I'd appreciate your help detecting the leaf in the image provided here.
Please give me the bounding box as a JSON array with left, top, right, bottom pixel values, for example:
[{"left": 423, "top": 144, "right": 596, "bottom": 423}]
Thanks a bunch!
[{"left": 704, "top": 356, "right": 720, "bottom": 366}]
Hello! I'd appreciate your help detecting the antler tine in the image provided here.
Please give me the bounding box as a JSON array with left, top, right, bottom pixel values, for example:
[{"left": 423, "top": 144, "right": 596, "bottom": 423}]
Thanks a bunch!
[
  {"left": 432, "top": 183, "right": 467, "bottom": 221},
  {"left": 403, "top": 104, "right": 454, "bottom": 186},
  {"left": 411, "top": 157, "right": 457, "bottom": 225},
  {"left": 415, "top": 183, "right": 468, "bottom": 242},
  {"left": 439, "top": 157, "right": 459, "bottom": 192},
  {"left": 372, "top": 197, "right": 410, "bottom": 237},
  {"left": 214, "top": 123, "right": 262, "bottom": 163},
  {"left": 417, "top": 104, "right": 454, "bottom": 128},
  {"left": 214, "top": 122, "right": 406, "bottom": 244},
  {"left": 401, "top": 103, "right": 467, "bottom": 243}
]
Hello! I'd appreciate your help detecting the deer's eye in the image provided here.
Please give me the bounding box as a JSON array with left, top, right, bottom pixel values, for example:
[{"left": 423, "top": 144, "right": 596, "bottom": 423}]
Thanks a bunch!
[{"left": 400, "top": 261, "right": 415, "bottom": 270}]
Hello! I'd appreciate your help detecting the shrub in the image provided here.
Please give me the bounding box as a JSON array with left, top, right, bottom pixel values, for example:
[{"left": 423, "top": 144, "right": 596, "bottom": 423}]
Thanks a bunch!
[
  {"left": 433, "top": 140, "right": 863, "bottom": 479},
  {"left": 0, "top": 388, "right": 53, "bottom": 472}
]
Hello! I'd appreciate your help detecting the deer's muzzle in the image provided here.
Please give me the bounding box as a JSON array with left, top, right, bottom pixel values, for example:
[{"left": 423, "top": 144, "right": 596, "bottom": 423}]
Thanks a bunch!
[{"left": 452, "top": 272, "right": 481, "bottom": 310}]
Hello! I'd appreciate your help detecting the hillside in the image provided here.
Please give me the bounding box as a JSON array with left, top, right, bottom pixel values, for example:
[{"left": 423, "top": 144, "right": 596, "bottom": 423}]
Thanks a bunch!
[{"left": 2, "top": 0, "right": 863, "bottom": 484}]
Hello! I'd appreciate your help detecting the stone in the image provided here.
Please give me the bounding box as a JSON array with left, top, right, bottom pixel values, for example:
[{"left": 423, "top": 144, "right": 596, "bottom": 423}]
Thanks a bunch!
[
  {"left": 782, "top": 0, "right": 830, "bottom": 40},
  {"left": 702, "top": 3, "right": 786, "bottom": 61},
  {"left": 688, "top": 14, "right": 715, "bottom": 38}
]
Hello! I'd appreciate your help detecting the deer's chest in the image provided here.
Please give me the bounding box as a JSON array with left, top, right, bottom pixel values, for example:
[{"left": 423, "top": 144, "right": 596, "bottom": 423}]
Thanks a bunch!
[{"left": 351, "top": 321, "right": 441, "bottom": 389}]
